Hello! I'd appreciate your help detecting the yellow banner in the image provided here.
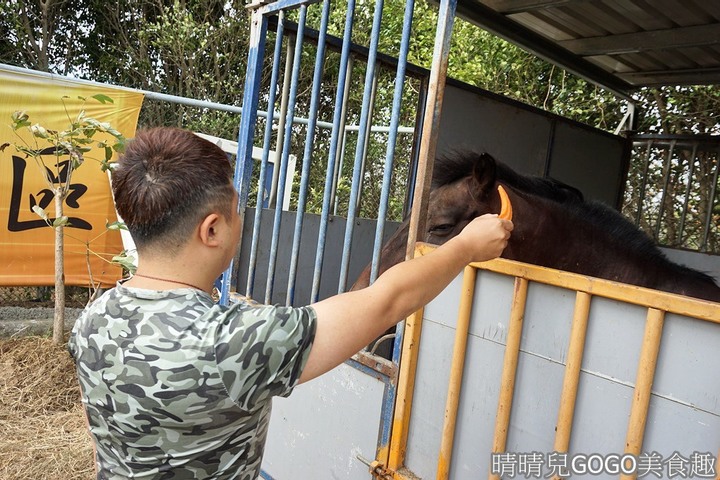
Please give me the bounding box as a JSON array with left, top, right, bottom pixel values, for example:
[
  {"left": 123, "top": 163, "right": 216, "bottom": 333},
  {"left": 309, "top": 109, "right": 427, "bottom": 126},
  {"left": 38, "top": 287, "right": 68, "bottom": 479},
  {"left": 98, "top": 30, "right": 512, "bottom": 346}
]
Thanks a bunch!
[{"left": 0, "top": 68, "right": 144, "bottom": 287}]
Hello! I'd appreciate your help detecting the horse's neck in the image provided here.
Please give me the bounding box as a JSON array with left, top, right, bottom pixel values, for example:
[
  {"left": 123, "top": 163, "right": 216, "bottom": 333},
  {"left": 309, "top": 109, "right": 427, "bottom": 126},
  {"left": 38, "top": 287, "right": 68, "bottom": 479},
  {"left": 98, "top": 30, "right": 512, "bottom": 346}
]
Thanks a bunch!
[
  {"left": 504, "top": 193, "right": 612, "bottom": 273},
  {"left": 505, "top": 193, "right": 720, "bottom": 302}
]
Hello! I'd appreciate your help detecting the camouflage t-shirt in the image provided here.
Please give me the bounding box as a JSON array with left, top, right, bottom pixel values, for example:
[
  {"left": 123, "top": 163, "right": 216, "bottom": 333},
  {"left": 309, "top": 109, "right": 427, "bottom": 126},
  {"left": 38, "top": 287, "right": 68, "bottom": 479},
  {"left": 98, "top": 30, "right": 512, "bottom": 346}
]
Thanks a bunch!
[{"left": 68, "top": 283, "right": 316, "bottom": 479}]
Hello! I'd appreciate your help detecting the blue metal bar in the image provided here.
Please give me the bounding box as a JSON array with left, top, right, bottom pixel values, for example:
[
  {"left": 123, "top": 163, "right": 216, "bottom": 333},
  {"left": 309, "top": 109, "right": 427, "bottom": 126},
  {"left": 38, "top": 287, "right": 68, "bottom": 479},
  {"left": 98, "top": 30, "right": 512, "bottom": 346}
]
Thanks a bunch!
[
  {"left": 265, "top": 5, "right": 308, "bottom": 305},
  {"left": 337, "top": 0, "right": 385, "bottom": 294},
  {"left": 258, "top": 0, "right": 322, "bottom": 16},
  {"left": 311, "top": 0, "right": 356, "bottom": 303},
  {"left": 220, "top": 9, "right": 268, "bottom": 305},
  {"left": 370, "top": 0, "right": 414, "bottom": 285},
  {"left": 246, "top": 13, "right": 287, "bottom": 299},
  {"left": 373, "top": 0, "right": 415, "bottom": 455},
  {"left": 354, "top": 71, "right": 379, "bottom": 212},
  {"left": 286, "top": 0, "right": 331, "bottom": 306},
  {"left": 263, "top": 107, "right": 415, "bottom": 133},
  {"left": 331, "top": 58, "right": 354, "bottom": 215}
]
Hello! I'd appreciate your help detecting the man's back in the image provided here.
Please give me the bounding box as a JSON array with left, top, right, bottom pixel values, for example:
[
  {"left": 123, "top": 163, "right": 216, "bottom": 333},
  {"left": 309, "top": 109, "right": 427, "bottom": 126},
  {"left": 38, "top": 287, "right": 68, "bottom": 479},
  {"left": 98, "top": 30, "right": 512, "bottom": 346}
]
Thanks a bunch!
[{"left": 69, "top": 284, "right": 315, "bottom": 479}]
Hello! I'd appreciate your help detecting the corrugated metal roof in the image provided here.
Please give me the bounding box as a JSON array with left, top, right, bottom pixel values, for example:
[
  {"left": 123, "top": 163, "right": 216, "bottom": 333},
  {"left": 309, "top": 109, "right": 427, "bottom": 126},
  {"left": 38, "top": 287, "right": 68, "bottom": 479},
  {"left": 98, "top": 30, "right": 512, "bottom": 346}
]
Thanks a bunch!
[{"left": 456, "top": 0, "right": 720, "bottom": 97}]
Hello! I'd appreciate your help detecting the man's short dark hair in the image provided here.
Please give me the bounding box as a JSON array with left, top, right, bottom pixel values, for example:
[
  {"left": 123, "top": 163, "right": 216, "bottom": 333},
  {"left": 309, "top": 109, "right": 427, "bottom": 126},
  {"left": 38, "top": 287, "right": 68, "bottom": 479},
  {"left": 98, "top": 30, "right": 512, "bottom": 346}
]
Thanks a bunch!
[{"left": 112, "top": 127, "right": 235, "bottom": 250}]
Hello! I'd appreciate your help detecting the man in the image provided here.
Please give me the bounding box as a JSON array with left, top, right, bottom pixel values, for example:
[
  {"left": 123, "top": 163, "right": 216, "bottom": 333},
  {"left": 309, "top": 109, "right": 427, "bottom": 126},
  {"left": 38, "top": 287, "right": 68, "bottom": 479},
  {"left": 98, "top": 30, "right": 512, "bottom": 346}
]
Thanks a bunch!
[{"left": 69, "top": 127, "right": 512, "bottom": 479}]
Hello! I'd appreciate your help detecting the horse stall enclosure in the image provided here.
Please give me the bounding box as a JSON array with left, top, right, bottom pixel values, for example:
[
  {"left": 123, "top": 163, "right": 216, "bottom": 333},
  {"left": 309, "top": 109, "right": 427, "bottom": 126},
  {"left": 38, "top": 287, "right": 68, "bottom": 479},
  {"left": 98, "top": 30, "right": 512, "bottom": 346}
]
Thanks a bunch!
[
  {"left": 227, "top": 1, "right": 720, "bottom": 479},
  {"left": 391, "top": 246, "right": 719, "bottom": 479}
]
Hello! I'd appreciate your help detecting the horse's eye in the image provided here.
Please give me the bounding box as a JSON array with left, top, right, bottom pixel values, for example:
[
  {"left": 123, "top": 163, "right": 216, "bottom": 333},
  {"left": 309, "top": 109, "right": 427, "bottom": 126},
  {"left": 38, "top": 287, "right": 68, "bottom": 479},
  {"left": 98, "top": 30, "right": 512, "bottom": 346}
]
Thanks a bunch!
[{"left": 429, "top": 223, "right": 454, "bottom": 235}]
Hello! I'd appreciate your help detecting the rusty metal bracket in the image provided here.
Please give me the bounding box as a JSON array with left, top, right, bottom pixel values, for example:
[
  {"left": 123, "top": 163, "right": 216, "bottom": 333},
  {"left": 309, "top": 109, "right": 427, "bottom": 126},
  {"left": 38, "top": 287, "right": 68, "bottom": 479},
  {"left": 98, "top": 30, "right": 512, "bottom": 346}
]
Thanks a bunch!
[
  {"left": 357, "top": 455, "right": 395, "bottom": 480},
  {"left": 352, "top": 350, "right": 397, "bottom": 379}
]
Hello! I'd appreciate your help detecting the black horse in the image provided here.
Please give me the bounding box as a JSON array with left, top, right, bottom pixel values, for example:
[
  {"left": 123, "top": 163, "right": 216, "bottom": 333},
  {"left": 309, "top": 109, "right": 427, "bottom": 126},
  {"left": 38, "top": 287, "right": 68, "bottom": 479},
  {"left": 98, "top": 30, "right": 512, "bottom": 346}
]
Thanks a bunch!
[{"left": 353, "top": 152, "right": 720, "bottom": 303}]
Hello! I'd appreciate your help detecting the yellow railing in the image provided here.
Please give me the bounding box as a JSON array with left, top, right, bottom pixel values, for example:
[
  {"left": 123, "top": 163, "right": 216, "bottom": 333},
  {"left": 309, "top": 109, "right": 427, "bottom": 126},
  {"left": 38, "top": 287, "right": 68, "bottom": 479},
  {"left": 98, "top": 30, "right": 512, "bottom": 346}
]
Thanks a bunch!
[{"left": 379, "top": 243, "right": 719, "bottom": 480}]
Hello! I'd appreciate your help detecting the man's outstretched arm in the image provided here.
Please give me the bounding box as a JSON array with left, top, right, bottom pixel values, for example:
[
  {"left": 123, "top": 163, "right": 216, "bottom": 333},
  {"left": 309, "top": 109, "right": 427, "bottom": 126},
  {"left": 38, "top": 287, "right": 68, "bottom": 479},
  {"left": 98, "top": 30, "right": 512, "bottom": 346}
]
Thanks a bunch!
[{"left": 300, "top": 214, "right": 513, "bottom": 384}]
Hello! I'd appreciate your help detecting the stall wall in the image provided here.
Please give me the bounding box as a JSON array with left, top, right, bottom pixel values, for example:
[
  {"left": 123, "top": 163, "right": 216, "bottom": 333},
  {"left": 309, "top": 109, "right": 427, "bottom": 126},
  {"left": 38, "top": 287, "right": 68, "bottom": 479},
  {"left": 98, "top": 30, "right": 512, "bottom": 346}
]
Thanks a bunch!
[
  {"left": 437, "top": 82, "right": 628, "bottom": 207},
  {"left": 237, "top": 208, "right": 400, "bottom": 306},
  {"left": 261, "top": 363, "right": 384, "bottom": 479},
  {"left": 402, "top": 268, "right": 719, "bottom": 479}
]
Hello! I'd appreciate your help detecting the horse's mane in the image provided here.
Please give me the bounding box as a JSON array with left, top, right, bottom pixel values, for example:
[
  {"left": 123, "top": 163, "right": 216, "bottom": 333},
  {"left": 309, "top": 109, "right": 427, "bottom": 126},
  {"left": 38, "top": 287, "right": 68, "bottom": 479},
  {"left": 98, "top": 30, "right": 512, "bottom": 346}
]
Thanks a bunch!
[
  {"left": 433, "top": 151, "right": 584, "bottom": 203},
  {"left": 565, "top": 199, "right": 719, "bottom": 284}
]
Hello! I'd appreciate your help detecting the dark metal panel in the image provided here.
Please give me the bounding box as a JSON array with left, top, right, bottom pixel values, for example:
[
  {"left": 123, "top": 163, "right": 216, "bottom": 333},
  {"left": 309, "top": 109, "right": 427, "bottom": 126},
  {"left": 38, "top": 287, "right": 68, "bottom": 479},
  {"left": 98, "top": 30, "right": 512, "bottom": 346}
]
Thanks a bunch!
[
  {"left": 238, "top": 208, "right": 400, "bottom": 306},
  {"left": 547, "top": 121, "right": 628, "bottom": 206},
  {"left": 437, "top": 79, "right": 629, "bottom": 197},
  {"left": 437, "top": 84, "right": 553, "bottom": 176}
]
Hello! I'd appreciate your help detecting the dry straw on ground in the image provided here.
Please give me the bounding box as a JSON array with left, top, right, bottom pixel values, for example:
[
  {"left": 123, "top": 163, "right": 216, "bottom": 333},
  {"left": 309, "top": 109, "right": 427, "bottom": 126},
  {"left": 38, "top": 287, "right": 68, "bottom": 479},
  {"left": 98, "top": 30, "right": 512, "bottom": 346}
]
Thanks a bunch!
[{"left": 0, "top": 336, "right": 94, "bottom": 480}]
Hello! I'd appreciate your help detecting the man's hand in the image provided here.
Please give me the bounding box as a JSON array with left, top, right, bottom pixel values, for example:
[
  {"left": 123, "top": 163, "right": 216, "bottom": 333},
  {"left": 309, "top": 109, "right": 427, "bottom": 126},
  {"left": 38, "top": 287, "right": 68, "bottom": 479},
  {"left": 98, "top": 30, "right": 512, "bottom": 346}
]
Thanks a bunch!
[{"left": 453, "top": 214, "right": 513, "bottom": 264}]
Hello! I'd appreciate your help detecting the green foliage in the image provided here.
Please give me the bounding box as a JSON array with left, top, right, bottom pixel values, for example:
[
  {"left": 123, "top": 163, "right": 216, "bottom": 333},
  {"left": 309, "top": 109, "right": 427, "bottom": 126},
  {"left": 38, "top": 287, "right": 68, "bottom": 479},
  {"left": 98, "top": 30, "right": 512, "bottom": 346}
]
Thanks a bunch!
[
  {"left": 11, "top": 96, "right": 126, "bottom": 199},
  {"left": 5, "top": 0, "right": 719, "bottom": 244},
  {"left": 111, "top": 252, "right": 138, "bottom": 274},
  {"left": 634, "top": 85, "right": 720, "bottom": 134},
  {"left": 10, "top": 96, "right": 128, "bottom": 265},
  {"left": 4, "top": 0, "right": 718, "bottom": 137}
]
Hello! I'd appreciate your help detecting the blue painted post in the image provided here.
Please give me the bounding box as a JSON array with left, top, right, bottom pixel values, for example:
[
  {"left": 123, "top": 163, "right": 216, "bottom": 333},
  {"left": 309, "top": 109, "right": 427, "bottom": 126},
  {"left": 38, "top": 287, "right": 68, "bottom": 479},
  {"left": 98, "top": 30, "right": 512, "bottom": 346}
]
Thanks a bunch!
[
  {"left": 373, "top": 0, "right": 416, "bottom": 455},
  {"left": 286, "top": 0, "right": 331, "bottom": 306},
  {"left": 246, "top": 13, "right": 286, "bottom": 299},
  {"left": 337, "top": 0, "right": 385, "bottom": 294},
  {"left": 311, "top": 0, "right": 356, "bottom": 303},
  {"left": 370, "top": 0, "right": 415, "bottom": 285},
  {"left": 220, "top": 8, "right": 268, "bottom": 305},
  {"left": 264, "top": 5, "right": 308, "bottom": 304}
]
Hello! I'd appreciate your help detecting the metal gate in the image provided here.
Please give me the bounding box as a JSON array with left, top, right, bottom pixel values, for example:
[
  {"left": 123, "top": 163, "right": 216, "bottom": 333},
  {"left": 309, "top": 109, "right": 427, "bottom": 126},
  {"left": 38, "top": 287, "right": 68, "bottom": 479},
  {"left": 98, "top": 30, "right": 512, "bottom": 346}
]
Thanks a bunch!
[
  {"left": 222, "top": 1, "right": 720, "bottom": 479},
  {"left": 223, "top": 0, "right": 438, "bottom": 304},
  {"left": 223, "top": 1, "right": 460, "bottom": 477},
  {"left": 625, "top": 134, "right": 720, "bottom": 255}
]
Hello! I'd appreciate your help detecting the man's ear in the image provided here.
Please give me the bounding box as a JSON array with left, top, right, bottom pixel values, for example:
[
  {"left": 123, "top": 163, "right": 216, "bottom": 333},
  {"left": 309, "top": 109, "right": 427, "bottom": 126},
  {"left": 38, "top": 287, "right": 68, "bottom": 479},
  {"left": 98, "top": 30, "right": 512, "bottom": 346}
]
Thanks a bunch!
[{"left": 198, "top": 213, "right": 222, "bottom": 247}]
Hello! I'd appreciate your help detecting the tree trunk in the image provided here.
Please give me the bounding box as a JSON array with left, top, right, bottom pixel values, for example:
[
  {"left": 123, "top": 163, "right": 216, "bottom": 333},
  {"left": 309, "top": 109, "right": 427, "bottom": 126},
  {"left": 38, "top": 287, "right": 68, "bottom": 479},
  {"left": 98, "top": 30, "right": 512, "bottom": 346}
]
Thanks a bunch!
[{"left": 53, "top": 192, "right": 65, "bottom": 344}]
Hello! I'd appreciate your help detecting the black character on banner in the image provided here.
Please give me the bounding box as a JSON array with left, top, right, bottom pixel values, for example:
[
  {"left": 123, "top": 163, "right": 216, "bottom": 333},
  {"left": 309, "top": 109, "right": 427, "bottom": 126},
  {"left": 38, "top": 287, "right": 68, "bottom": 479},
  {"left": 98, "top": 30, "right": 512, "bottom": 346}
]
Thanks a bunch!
[{"left": 7, "top": 147, "right": 92, "bottom": 232}]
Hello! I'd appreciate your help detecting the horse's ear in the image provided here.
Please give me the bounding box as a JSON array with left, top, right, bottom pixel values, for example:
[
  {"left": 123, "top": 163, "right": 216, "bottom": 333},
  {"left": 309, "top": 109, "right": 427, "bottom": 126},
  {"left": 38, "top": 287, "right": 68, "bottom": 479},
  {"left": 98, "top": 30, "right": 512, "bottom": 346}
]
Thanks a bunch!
[{"left": 470, "top": 153, "right": 498, "bottom": 200}]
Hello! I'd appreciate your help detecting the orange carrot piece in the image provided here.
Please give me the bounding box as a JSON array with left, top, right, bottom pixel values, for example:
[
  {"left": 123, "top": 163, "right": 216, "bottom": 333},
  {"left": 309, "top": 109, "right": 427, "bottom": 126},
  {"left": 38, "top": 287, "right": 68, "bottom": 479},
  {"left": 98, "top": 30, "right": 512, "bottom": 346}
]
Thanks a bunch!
[{"left": 497, "top": 184, "right": 513, "bottom": 221}]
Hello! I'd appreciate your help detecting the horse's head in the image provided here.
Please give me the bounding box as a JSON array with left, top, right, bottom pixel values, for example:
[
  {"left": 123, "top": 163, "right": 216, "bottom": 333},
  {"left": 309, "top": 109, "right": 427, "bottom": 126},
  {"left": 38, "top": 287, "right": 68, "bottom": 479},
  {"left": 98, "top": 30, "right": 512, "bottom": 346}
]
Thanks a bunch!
[
  {"left": 351, "top": 152, "right": 583, "bottom": 290},
  {"left": 426, "top": 153, "right": 503, "bottom": 245},
  {"left": 352, "top": 153, "right": 505, "bottom": 290}
]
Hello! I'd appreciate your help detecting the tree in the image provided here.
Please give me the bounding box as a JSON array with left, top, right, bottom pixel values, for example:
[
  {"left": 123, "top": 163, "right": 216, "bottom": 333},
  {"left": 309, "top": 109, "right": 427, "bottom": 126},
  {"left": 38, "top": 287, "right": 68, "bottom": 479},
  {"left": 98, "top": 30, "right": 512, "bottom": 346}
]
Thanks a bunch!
[
  {"left": 78, "top": 0, "right": 251, "bottom": 131},
  {"left": 5, "top": 95, "right": 126, "bottom": 344},
  {"left": 1, "top": 0, "right": 92, "bottom": 73}
]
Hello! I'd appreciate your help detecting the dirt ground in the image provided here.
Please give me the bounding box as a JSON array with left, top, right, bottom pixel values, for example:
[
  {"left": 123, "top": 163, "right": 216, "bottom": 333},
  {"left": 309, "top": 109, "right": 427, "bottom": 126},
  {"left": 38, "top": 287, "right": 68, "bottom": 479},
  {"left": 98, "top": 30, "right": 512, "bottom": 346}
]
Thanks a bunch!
[{"left": 0, "top": 334, "right": 94, "bottom": 480}]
